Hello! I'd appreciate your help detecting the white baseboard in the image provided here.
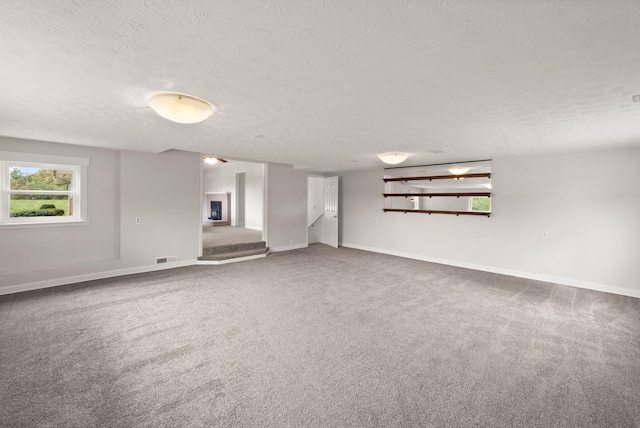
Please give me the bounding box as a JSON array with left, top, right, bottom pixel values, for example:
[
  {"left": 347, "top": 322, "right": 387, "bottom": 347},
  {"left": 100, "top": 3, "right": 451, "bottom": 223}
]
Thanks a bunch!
[
  {"left": 340, "top": 242, "right": 640, "bottom": 299},
  {"left": 0, "top": 260, "right": 198, "bottom": 296},
  {"left": 269, "top": 243, "right": 307, "bottom": 253},
  {"left": 196, "top": 253, "right": 267, "bottom": 265}
]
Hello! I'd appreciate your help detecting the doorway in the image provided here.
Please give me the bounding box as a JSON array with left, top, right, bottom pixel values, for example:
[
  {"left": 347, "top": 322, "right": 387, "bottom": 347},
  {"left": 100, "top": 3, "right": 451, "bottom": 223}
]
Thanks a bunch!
[
  {"left": 200, "top": 159, "right": 266, "bottom": 261},
  {"left": 307, "top": 175, "right": 339, "bottom": 248}
]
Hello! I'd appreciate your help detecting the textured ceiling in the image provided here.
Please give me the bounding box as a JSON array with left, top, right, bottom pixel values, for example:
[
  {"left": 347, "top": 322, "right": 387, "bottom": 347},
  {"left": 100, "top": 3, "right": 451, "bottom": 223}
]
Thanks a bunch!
[{"left": 1, "top": 0, "right": 639, "bottom": 172}]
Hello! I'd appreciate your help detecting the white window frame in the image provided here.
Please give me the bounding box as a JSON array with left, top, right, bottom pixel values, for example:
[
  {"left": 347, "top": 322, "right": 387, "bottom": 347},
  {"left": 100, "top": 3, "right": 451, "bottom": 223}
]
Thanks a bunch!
[{"left": 0, "top": 151, "right": 89, "bottom": 226}]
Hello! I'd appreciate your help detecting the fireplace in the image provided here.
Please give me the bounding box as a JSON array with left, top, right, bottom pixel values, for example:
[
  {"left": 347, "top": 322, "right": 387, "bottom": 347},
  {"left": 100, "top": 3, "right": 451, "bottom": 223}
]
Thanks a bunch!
[{"left": 209, "top": 201, "right": 222, "bottom": 220}]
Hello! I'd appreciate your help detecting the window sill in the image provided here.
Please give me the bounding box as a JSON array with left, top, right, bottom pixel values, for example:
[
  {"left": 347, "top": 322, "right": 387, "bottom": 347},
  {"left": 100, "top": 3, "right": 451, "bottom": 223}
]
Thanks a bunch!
[{"left": 0, "top": 220, "right": 90, "bottom": 230}]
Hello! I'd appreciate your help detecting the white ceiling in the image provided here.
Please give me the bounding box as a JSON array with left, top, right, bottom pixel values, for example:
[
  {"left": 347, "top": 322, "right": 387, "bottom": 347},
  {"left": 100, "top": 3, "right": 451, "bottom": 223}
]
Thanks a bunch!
[{"left": 1, "top": 0, "right": 639, "bottom": 172}]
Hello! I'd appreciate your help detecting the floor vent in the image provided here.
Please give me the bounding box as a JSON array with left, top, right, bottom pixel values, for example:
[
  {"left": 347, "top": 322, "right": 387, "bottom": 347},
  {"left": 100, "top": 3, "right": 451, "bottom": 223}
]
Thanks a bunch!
[{"left": 156, "top": 255, "right": 179, "bottom": 264}]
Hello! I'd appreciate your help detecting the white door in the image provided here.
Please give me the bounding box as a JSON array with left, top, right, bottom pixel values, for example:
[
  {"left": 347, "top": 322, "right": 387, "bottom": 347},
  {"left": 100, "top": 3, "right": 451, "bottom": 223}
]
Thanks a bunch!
[{"left": 324, "top": 176, "right": 339, "bottom": 248}]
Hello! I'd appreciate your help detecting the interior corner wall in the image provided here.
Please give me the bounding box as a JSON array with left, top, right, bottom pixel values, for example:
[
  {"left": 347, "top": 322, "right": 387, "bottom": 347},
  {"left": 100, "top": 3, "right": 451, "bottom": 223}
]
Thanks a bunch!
[
  {"left": 265, "top": 163, "right": 307, "bottom": 251},
  {"left": 0, "top": 138, "right": 202, "bottom": 294},
  {"left": 0, "top": 137, "right": 121, "bottom": 289},
  {"left": 339, "top": 147, "right": 640, "bottom": 297},
  {"left": 202, "top": 162, "right": 264, "bottom": 231}
]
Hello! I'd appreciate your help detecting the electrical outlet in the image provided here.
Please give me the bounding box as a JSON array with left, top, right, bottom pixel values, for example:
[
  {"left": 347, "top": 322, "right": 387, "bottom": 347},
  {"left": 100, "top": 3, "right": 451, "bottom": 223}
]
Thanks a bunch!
[
  {"left": 542, "top": 231, "right": 548, "bottom": 238},
  {"left": 135, "top": 217, "right": 141, "bottom": 224},
  {"left": 633, "top": 94, "right": 640, "bottom": 103}
]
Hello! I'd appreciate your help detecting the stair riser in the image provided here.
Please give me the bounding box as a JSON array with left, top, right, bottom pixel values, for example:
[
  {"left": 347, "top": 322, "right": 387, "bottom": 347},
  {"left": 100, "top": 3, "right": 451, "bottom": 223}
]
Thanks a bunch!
[
  {"left": 202, "top": 241, "right": 266, "bottom": 256},
  {"left": 198, "top": 248, "right": 268, "bottom": 262}
]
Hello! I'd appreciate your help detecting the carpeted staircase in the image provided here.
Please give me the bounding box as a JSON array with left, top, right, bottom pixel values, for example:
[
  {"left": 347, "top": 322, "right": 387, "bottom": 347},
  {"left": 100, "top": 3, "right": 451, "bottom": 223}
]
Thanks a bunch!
[{"left": 198, "top": 241, "right": 268, "bottom": 262}]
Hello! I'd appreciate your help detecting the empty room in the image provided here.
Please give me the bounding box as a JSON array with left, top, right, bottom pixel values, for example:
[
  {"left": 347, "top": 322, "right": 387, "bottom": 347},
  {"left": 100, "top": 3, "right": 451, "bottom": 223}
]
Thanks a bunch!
[{"left": 1, "top": 1, "right": 639, "bottom": 427}]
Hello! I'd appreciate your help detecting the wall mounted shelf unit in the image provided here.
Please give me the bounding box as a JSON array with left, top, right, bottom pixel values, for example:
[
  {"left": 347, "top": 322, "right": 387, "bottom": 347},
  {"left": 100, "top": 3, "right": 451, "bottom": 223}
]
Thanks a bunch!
[
  {"left": 383, "top": 172, "right": 491, "bottom": 183},
  {"left": 383, "top": 161, "right": 492, "bottom": 217},
  {"left": 382, "top": 208, "right": 491, "bottom": 216},
  {"left": 383, "top": 192, "right": 491, "bottom": 198}
]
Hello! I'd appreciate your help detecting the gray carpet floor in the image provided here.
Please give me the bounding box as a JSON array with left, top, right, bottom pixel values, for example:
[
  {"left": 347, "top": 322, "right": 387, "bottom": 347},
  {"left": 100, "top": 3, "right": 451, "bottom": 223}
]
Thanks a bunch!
[
  {"left": 1, "top": 245, "right": 639, "bottom": 427},
  {"left": 202, "top": 225, "right": 263, "bottom": 248}
]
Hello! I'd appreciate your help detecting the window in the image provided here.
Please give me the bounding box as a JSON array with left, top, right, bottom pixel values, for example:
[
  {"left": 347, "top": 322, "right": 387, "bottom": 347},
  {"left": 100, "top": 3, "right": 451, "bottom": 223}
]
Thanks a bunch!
[
  {"left": 0, "top": 152, "right": 88, "bottom": 225},
  {"left": 470, "top": 196, "right": 491, "bottom": 212}
]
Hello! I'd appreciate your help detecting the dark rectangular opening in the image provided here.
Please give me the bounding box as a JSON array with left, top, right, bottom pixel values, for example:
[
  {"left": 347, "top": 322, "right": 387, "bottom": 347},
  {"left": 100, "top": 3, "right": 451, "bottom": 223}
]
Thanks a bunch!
[{"left": 209, "top": 201, "right": 222, "bottom": 220}]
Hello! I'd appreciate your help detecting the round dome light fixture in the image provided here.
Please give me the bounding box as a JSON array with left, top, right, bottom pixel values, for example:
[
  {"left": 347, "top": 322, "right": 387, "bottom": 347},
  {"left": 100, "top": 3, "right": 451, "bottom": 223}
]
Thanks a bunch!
[
  {"left": 149, "top": 93, "right": 215, "bottom": 124},
  {"left": 448, "top": 167, "right": 471, "bottom": 175},
  {"left": 378, "top": 152, "right": 409, "bottom": 165}
]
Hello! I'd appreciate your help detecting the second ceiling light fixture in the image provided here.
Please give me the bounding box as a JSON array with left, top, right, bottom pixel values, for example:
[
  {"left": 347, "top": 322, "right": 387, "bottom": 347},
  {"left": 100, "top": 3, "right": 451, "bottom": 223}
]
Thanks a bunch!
[
  {"left": 149, "top": 93, "right": 215, "bottom": 124},
  {"left": 378, "top": 152, "right": 409, "bottom": 165}
]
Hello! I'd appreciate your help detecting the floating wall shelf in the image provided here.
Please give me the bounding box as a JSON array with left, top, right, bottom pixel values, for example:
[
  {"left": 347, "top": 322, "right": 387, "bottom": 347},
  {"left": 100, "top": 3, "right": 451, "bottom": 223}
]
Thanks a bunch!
[
  {"left": 383, "top": 163, "right": 492, "bottom": 217},
  {"left": 383, "top": 208, "right": 491, "bottom": 217},
  {"left": 383, "top": 173, "right": 491, "bottom": 183},
  {"left": 383, "top": 192, "right": 491, "bottom": 198}
]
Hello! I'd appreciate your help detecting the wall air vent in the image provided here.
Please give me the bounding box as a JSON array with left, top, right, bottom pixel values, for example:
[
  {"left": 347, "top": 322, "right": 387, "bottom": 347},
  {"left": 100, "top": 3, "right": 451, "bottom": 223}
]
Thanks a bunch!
[{"left": 156, "top": 255, "right": 179, "bottom": 264}]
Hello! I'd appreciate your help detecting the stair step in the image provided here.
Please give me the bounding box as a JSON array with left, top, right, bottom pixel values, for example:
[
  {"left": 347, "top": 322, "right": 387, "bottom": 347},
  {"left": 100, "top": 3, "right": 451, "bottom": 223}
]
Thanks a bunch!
[
  {"left": 198, "top": 247, "right": 268, "bottom": 261},
  {"left": 202, "top": 241, "right": 266, "bottom": 256}
]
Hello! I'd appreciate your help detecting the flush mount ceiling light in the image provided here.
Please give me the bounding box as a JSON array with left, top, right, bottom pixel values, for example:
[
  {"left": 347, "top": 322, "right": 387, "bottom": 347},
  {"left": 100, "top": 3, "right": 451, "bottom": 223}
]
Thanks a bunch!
[
  {"left": 378, "top": 152, "right": 409, "bottom": 165},
  {"left": 448, "top": 167, "right": 471, "bottom": 175},
  {"left": 149, "top": 93, "right": 215, "bottom": 124}
]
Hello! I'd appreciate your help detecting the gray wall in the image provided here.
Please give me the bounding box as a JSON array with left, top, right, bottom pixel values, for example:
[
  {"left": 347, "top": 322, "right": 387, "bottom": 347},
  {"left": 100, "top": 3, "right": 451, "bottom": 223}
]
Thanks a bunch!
[
  {"left": 0, "top": 137, "right": 120, "bottom": 287},
  {"left": 0, "top": 138, "right": 201, "bottom": 293},
  {"left": 4, "top": 136, "right": 638, "bottom": 298},
  {"left": 339, "top": 147, "right": 640, "bottom": 297},
  {"left": 265, "top": 163, "right": 307, "bottom": 251},
  {"left": 0, "top": 138, "right": 310, "bottom": 294},
  {"left": 119, "top": 149, "right": 201, "bottom": 266}
]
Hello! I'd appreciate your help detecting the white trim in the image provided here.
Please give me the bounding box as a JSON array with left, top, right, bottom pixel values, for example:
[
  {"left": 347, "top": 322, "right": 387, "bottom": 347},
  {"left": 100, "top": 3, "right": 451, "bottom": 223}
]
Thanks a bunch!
[
  {"left": 0, "top": 260, "right": 198, "bottom": 296},
  {"left": 269, "top": 243, "right": 307, "bottom": 253},
  {"left": 196, "top": 253, "right": 267, "bottom": 265},
  {"left": 1, "top": 156, "right": 88, "bottom": 224},
  {"left": 340, "top": 242, "right": 640, "bottom": 299},
  {"left": 0, "top": 220, "right": 89, "bottom": 230}
]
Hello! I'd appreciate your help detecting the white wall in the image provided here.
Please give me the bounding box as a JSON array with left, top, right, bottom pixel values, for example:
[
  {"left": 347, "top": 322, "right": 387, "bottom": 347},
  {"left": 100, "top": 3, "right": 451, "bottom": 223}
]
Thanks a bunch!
[
  {"left": 202, "top": 161, "right": 264, "bottom": 230},
  {"left": 265, "top": 163, "right": 307, "bottom": 251},
  {"left": 0, "top": 138, "right": 202, "bottom": 294},
  {"left": 339, "top": 147, "right": 640, "bottom": 297}
]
